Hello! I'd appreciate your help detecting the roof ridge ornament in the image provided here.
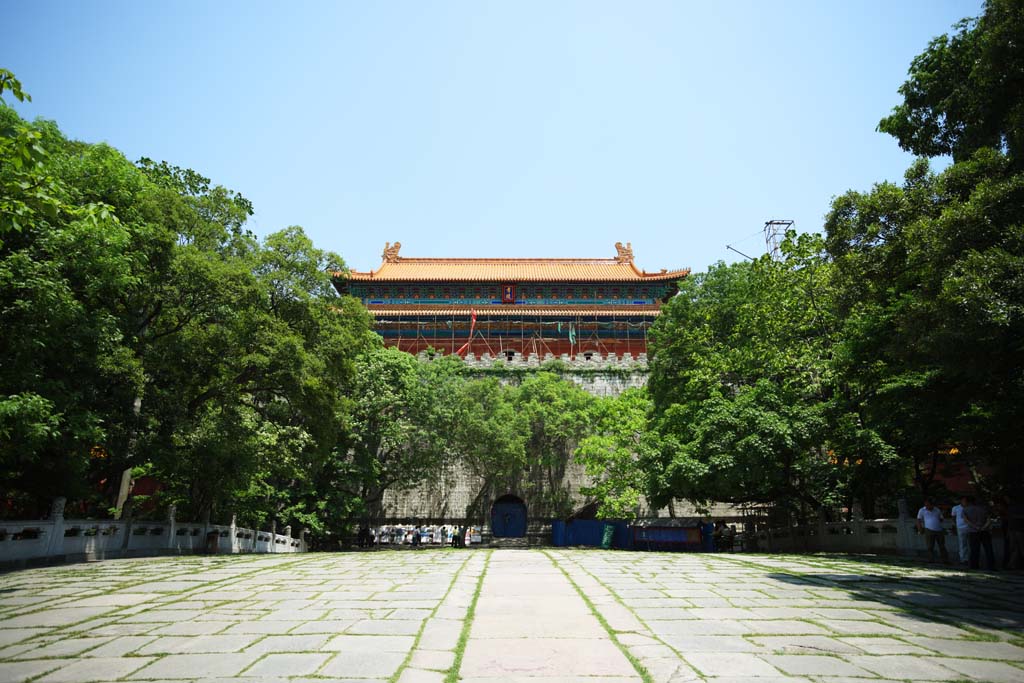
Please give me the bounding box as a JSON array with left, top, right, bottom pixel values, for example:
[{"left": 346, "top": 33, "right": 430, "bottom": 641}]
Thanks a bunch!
[
  {"left": 614, "top": 241, "right": 634, "bottom": 264},
  {"left": 382, "top": 242, "right": 402, "bottom": 263}
]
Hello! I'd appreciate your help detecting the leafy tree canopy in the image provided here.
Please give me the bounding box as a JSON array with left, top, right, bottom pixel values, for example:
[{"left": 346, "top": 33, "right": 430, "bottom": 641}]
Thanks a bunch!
[{"left": 879, "top": 0, "right": 1024, "bottom": 162}]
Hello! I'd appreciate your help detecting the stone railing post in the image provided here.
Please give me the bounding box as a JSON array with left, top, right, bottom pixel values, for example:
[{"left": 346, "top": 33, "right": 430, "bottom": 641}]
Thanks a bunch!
[
  {"left": 229, "top": 514, "right": 237, "bottom": 554},
  {"left": 301, "top": 528, "right": 309, "bottom": 551},
  {"left": 201, "top": 507, "right": 210, "bottom": 543},
  {"left": 283, "top": 525, "right": 292, "bottom": 552},
  {"left": 896, "top": 498, "right": 916, "bottom": 556},
  {"left": 46, "top": 497, "right": 67, "bottom": 557},
  {"left": 120, "top": 498, "right": 135, "bottom": 551},
  {"left": 816, "top": 510, "right": 827, "bottom": 552},
  {"left": 166, "top": 504, "right": 177, "bottom": 550},
  {"left": 269, "top": 519, "right": 277, "bottom": 554}
]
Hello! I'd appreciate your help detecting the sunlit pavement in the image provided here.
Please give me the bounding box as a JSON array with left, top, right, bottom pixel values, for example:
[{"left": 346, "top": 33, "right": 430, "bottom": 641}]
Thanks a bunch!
[{"left": 1, "top": 549, "right": 1023, "bottom": 682}]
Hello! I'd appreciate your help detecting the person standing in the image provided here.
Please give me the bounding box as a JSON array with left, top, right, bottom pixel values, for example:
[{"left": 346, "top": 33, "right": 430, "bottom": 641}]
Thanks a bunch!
[
  {"left": 951, "top": 496, "right": 971, "bottom": 565},
  {"left": 916, "top": 498, "right": 949, "bottom": 563},
  {"left": 964, "top": 496, "right": 996, "bottom": 570}
]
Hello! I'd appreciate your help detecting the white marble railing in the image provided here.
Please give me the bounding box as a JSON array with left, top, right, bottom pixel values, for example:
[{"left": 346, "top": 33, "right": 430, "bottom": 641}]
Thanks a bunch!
[
  {"left": 0, "top": 498, "right": 306, "bottom": 564},
  {"left": 752, "top": 516, "right": 1004, "bottom": 558},
  {"left": 420, "top": 350, "right": 649, "bottom": 371}
]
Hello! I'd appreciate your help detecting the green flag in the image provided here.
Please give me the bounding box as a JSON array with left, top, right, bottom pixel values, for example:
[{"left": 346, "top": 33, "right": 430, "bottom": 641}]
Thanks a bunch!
[{"left": 568, "top": 324, "right": 576, "bottom": 345}]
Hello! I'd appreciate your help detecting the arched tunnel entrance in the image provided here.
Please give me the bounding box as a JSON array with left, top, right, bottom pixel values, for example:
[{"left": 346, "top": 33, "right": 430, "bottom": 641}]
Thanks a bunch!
[{"left": 490, "top": 494, "right": 527, "bottom": 538}]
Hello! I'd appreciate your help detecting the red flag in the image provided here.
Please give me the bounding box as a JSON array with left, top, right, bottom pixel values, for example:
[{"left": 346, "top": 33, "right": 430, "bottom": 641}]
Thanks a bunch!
[{"left": 456, "top": 308, "right": 477, "bottom": 356}]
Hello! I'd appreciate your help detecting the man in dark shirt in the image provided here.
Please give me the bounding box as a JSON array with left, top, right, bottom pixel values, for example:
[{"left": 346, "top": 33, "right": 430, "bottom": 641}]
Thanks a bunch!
[{"left": 964, "top": 496, "right": 997, "bottom": 570}]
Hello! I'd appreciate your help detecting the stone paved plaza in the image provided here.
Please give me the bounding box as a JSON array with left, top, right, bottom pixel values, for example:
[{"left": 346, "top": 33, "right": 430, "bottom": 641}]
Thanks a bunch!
[{"left": 1, "top": 550, "right": 1023, "bottom": 682}]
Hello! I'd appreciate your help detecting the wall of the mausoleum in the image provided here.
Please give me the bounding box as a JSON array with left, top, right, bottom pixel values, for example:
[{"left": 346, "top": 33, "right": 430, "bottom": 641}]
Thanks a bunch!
[
  {"left": 378, "top": 453, "right": 743, "bottom": 533},
  {"left": 379, "top": 353, "right": 741, "bottom": 533},
  {"left": 418, "top": 349, "right": 651, "bottom": 397}
]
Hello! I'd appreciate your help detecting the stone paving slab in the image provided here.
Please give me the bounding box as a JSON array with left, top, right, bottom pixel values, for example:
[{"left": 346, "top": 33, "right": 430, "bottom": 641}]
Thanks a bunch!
[
  {"left": 548, "top": 549, "right": 1024, "bottom": 683},
  {"left": 460, "top": 551, "right": 641, "bottom": 680},
  {"left": 1, "top": 549, "right": 1024, "bottom": 681},
  {"left": 36, "top": 656, "right": 155, "bottom": 682}
]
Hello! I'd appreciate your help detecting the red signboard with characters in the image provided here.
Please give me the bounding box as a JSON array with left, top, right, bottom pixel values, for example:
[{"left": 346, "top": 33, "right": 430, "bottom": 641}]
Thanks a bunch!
[{"left": 502, "top": 284, "right": 516, "bottom": 303}]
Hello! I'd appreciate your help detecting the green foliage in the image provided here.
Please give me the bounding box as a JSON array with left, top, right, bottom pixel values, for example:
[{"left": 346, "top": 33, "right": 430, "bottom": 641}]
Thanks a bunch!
[
  {"left": 0, "top": 98, "right": 131, "bottom": 509},
  {"left": 0, "top": 77, "right": 376, "bottom": 529},
  {"left": 642, "top": 1, "right": 1024, "bottom": 516},
  {"left": 0, "top": 69, "right": 31, "bottom": 105},
  {"left": 824, "top": 150, "right": 1024, "bottom": 494},
  {"left": 647, "top": 238, "right": 900, "bottom": 519},
  {"left": 833, "top": 0, "right": 1024, "bottom": 493},
  {"left": 878, "top": 0, "right": 1024, "bottom": 162},
  {"left": 449, "top": 377, "right": 527, "bottom": 518},
  {"left": 575, "top": 389, "right": 657, "bottom": 519},
  {"left": 514, "top": 372, "right": 595, "bottom": 517},
  {"left": 331, "top": 347, "right": 453, "bottom": 522}
]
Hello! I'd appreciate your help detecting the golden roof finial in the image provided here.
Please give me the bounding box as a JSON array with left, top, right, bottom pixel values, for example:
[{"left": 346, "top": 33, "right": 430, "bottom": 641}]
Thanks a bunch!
[
  {"left": 614, "top": 242, "right": 634, "bottom": 264},
  {"left": 382, "top": 242, "right": 402, "bottom": 263}
]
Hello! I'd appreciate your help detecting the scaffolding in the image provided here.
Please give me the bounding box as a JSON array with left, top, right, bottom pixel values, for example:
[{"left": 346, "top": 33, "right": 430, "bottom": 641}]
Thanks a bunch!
[
  {"left": 763, "top": 219, "right": 794, "bottom": 261},
  {"left": 375, "top": 312, "right": 656, "bottom": 360}
]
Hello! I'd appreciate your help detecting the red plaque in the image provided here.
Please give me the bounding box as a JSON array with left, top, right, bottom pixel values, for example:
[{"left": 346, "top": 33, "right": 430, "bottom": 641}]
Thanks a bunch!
[{"left": 501, "top": 284, "right": 516, "bottom": 303}]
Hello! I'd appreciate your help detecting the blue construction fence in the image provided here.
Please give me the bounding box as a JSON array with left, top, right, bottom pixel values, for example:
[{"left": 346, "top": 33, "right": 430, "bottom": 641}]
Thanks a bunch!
[
  {"left": 551, "top": 519, "right": 718, "bottom": 552},
  {"left": 551, "top": 519, "right": 632, "bottom": 549}
]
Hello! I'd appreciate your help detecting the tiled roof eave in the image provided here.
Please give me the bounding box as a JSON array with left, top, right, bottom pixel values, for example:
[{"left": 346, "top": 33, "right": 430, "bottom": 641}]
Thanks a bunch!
[
  {"left": 343, "top": 270, "right": 689, "bottom": 283},
  {"left": 364, "top": 305, "right": 662, "bottom": 318}
]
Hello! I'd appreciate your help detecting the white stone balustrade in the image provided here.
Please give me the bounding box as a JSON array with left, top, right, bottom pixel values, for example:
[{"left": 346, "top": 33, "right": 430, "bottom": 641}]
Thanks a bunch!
[
  {"left": 750, "top": 515, "right": 1004, "bottom": 558},
  {"left": 0, "top": 497, "right": 306, "bottom": 565}
]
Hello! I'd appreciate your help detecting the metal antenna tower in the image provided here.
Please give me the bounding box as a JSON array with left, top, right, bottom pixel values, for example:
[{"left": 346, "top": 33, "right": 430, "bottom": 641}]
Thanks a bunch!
[{"left": 764, "top": 219, "right": 794, "bottom": 261}]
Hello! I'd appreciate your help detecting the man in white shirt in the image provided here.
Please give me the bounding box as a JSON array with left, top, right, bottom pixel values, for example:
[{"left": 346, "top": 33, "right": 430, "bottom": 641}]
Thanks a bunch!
[
  {"left": 951, "top": 496, "right": 971, "bottom": 565},
  {"left": 916, "top": 498, "right": 949, "bottom": 563}
]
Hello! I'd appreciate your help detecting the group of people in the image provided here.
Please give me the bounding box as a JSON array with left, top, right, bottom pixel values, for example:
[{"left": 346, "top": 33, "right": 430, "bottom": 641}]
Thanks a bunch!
[
  {"left": 355, "top": 524, "right": 476, "bottom": 549},
  {"left": 916, "top": 495, "right": 1024, "bottom": 569},
  {"left": 711, "top": 520, "right": 738, "bottom": 552}
]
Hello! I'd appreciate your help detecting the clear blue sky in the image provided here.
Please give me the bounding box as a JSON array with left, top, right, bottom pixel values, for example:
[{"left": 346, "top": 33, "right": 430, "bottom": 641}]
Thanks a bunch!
[{"left": 6, "top": 1, "right": 981, "bottom": 274}]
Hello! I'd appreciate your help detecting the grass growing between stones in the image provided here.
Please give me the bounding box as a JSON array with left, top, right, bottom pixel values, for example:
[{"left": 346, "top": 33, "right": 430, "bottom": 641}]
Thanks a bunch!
[
  {"left": 549, "top": 549, "right": 706, "bottom": 676},
  {"left": 387, "top": 552, "right": 474, "bottom": 683},
  {"left": 444, "top": 550, "right": 491, "bottom": 683},
  {"left": 0, "top": 554, "right": 317, "bottom": 657},
  {"left": 543, "top": 551, "right": 655, "bottom": 683}
]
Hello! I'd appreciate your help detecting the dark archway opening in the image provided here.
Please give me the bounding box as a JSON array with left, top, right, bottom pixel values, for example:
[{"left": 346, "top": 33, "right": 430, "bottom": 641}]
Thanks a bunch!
[{"left": 490, "top": 494, "right": 527, "bottom": 538}]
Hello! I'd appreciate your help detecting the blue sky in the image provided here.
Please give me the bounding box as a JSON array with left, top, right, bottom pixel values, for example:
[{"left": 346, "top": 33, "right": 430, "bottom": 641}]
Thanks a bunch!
[{"left": 6, "top": 1, "right": 981, "bottom": 273}]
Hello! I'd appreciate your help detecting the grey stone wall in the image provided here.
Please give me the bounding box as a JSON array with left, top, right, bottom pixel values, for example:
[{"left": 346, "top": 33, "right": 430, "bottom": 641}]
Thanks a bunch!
[{"left": 381, "top": 354, "right": 742, "bottom": 530}]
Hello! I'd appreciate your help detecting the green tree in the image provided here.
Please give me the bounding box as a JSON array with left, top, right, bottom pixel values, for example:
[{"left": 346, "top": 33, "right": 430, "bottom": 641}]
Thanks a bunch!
[
  {"left": 1, "top": 76, "right": 378, "bottom": 530},
  {"left": 575, "top": 388, "right": 657, "bottom": 519},
  {"left": 453, "top": 377, "right": 527, "bottom": 519},
  {"left": 825, "top": 152, "right": 1024, "bottom": 494},
  {"left": 514, "top": 372, "right": 594, "bottom": 517},
  {"left": 831, "top": 0, "right": 1024, "bottom": 495},
  {"left": 334, "top": 347, "right": 454, "bottom": 524},
  {"left": 648, "top": 237, "right": 898, "bottom": 520},
  {"left": 143, "top": 224, "right": 375, "bottom": 529},
  {"left": 1, "top": 82, "right": 130, "bottom": 511},
  {"left": 879, "top": 0, "right": 1024, "bottom": 163}
]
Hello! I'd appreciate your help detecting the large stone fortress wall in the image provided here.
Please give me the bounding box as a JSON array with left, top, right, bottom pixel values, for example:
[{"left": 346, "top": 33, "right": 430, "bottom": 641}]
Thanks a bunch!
[
  {"left": 380, "top": 352, "right": 647, "bottom": 525},
  {"left": 456, "top": 349, "right": 649, "bottom": 395},
  {"left": 379, "top": 353, "right": 737, "bottom": 531}
]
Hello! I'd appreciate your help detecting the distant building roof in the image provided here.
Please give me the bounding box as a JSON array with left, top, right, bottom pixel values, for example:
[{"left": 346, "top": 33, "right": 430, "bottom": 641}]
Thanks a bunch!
[
  {"left": 365, "top": 304, "right": 663, "bottom": 318},
  {"left": 338, "top": 242, "right": 690, "bottom": 283}
]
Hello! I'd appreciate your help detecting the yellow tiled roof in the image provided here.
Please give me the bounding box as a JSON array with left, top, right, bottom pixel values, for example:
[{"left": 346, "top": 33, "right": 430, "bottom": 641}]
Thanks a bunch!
[
  {"left": 337, "top": 243, "right": 689, "bottom": 283},
  {"left": 365, "top": 304, "right": 662, "bottom": 318}
]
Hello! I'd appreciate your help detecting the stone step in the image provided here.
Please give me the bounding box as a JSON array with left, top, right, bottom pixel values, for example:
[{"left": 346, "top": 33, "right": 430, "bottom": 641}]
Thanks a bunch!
[{"left": 487, "top": 537, "right": 530, "bottom": 549}]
